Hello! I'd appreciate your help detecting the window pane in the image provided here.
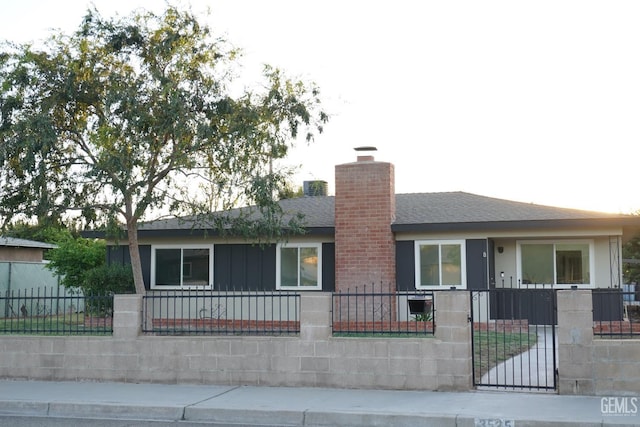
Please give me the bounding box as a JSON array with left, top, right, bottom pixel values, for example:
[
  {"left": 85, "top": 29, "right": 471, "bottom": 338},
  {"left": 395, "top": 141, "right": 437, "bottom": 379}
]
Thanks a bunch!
[
  {"left": 183, "top": 249, "right": 209, "bottom": 286},
  {"left": 521, "top": 244, "right": 553, "bottom": 284},
  {"left": 155, "top": 249, "right": 181, "bottom": 286},
  {"left": 556, "top": 244, "right": 589, "bottom": 284},
  {"left": 300, "top": 247, "right": 318, "bottom": 287},
  {"left": 420, "top": 245, "right": 440, "bottom": 286},
  {"left": 441, "top": 244, "right": 462, "bottom": 285},
  {"left": 280, "top": 247, "right": 298, "bottom": 287}
]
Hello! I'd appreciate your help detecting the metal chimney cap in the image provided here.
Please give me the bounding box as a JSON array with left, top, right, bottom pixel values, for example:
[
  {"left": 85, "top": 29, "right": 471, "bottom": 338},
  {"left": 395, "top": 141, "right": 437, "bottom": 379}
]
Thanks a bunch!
[{"left": 354, "top": 146, "right": 377, "bottom": 152}]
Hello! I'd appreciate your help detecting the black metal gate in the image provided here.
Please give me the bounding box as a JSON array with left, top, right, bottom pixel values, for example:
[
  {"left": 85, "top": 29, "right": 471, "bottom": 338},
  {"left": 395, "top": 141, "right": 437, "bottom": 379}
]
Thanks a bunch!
[{"left": 470, "top": 288, "right": 557, "bottom": 391}]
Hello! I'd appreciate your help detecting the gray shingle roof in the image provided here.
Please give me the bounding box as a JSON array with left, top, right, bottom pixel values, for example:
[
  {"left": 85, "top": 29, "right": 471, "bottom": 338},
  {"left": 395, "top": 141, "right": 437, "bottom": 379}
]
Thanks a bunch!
[
  {"left": 394, "top": 192, "right": 619, "bottom": 224},
  {"left": 0, "top": 237, "right": 57, "bottom": 249},
  {"left": 136, "top": 191, "right": 630, "bottom": 234}
]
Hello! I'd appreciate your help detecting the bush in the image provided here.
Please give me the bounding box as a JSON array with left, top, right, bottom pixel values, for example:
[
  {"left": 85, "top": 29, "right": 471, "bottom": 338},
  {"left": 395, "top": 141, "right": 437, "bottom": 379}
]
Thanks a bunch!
[
  {"left": 83, "top": 264, "right": 135, "bottom": 294},
  {"left": 47, "top": 236, "right": 106, "bottom": 289},
  {"left": 81, "top": 264, "right": 135, "bottom": 316}
]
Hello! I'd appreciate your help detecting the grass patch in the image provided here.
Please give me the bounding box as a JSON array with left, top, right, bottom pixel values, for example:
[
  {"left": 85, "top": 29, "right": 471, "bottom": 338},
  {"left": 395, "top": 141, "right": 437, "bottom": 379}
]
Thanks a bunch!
[
  {"left": 0, "top": 313, "right": 112, "bottom": 335},
  {"left": 473, "top": 331, "right": 537, "bottom": 380}
]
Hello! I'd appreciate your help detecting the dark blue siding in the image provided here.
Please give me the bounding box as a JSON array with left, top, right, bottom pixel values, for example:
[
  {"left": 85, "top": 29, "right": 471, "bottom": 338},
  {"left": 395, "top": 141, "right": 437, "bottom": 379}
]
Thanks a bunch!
[
  {"left": 321, "top": 243, "right": 335, "bottom": 292},
  {"left": 106, "top": 245, "right": 151, "bottom": 290},
  {"left": 109, "top": 242, "right": 335, "bottom": 292},
  {"left": 395, "top": 241, "right": 415, "bottom": 291},
  {"left": 214, "top": 244, "right": 276, "bottom": 290}
]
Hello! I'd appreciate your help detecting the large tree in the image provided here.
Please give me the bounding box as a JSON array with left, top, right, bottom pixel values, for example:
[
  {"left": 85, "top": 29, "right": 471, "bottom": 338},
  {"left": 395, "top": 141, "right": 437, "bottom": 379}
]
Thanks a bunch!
[{"left": 0, "top": 6, "right": 327, "bottom": 294}]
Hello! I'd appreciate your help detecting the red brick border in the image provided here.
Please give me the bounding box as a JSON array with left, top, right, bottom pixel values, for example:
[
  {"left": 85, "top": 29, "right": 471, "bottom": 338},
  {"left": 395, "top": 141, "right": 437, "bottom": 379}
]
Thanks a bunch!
[
  {"left": 84, "top": 316, "right": 113, "bottom": 328},
  {"left": 332, "top": 320, "right": 433, "bottom": 333},
  {"left": 151, "top": 318, "right": 299, "bottom": 332},
  {"left": 593, "top": 321, "right": 640, "bottom": 335}
]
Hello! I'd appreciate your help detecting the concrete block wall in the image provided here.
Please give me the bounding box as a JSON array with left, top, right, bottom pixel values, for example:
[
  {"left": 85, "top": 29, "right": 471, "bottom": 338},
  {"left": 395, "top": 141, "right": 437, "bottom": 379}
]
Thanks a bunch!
[
  {"left": 557, "top": 289, "right": 640, "bottom": 396},
  {"left": 557, "top": 290, "right": 594, "bottom": 395},
  {"left": 0, "top": 291, "right": 472, "bottom": 392}
]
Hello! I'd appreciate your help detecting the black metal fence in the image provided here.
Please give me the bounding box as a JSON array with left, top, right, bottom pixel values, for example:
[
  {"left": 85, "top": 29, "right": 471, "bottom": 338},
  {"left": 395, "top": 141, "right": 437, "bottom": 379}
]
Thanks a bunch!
[
  {"left": 142, "top": 289, "right": 301, "bottom": 335},
  {"left": 332, "top": 284, "right": 435, "bottom": 336},
  {"left": 0, "top": 287, "right": 114, "bottom": 335},
  {"left": 470, "top": 288, "right": 557, "bottom": 391},
  {"left": 592, "top": 288, "right": 640, "bottom": 338}
]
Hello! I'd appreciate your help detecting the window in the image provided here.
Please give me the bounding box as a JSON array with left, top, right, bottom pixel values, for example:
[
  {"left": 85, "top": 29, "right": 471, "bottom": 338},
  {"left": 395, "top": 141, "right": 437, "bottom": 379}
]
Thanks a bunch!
[
  {"left": 151, "top": 245, "right": 213, "bottom": 289},
  {"left": 415, "top": 240, "right": 466, "bottom": 289},
  {"left": 276, "top": 243, "right": 321, "bottom": 290},
  {"left": 518, "top": 240, "right": 592, "bottom": 286}
]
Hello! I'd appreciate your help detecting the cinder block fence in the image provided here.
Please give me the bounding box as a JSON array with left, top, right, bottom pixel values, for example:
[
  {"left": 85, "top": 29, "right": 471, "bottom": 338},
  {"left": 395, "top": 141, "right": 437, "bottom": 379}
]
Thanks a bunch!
[
  {"left": 0, "top": 292, "right": 472, "bottom": 391},
  {"left": 558, "top": 290, "right": 640, "bottom": 396},
  {"left": 1, "top": 289, "right": 638, "bottom": 396}
]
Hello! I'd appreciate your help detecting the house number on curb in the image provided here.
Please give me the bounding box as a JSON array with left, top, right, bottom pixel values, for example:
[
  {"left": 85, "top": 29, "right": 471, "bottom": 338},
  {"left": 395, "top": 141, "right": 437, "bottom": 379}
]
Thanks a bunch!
[{"left": 475, "top": 419, "right": 515, "bottom": 427}]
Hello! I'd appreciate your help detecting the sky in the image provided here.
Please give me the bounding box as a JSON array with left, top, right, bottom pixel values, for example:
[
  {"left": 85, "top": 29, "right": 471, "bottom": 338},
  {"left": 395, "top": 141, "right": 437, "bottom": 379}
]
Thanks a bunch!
[{"left": 1, "top": 0, "right": 639, "bottom": 214}]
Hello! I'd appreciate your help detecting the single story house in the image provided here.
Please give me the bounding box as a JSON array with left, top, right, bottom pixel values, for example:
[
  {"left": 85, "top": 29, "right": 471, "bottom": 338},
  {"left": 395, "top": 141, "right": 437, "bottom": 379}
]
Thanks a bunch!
[
  {"left": 0, "top": 237, "right": 60, "bottom": 298},
  {"left": 103, "top": 152, "right": 640, "bottom": 315},
  {"left": 0, "top": 237, "right": 56, "bottom": 263}
]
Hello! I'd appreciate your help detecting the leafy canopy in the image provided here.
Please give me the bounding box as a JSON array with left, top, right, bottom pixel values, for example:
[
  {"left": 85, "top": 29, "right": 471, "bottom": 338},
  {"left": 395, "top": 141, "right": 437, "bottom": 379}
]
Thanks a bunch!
[
  {"left": 46, "top": 236, "right": 106, "bottom": 290},
  {"left": 624, "top": 236, "right": 640, "bottom": 286},
  {"left": 0, "top": 5, "right": 328, "bottom": 293}
]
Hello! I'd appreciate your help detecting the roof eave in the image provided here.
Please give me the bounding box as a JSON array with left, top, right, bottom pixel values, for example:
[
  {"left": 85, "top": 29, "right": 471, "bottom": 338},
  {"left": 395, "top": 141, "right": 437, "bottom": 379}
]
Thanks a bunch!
[
  {"left": 391, "top": 217, "right": 640, "bottom": 233},
  {"left": 83, "top": 226, "right": 336, "bottom": 240}
]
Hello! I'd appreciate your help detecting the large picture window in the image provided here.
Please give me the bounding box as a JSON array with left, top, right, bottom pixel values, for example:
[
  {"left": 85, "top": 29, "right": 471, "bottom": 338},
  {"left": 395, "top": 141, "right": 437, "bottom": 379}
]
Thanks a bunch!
[
  {"left": 151, "top": 245, "right": 212, "bottom": 289},
  {"left": 518, "top": 240, "right": 592, "bottom": 286},
  {"left": 415, "top": 240, "right": 466, "bottom": 289},
  {"left": 276, "top": 243, "right": 321, "bottom": 290}
]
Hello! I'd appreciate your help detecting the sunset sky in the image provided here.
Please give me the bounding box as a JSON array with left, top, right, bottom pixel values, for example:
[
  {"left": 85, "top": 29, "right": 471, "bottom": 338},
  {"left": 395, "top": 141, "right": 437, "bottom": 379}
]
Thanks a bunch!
[{"left": 2, "top": 0, "right": 639, "bottom": 214}]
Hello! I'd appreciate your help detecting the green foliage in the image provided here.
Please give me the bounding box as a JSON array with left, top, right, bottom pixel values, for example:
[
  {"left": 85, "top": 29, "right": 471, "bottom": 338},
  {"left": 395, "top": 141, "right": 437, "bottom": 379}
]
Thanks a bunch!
[
  {"left": 278, "top": 183, "right": 304, "bottom": 200},
  {"left": 82, "top": 264, "right": 135, "bottom": 295},
  {"left": 82, "top": 264, "right": 135, "bottom": 316},
  {"left": 623, "top": 236, "right": 640, "bottom": 285},
  {"left": 3, "top": 222, "right": 74, "bottom": 245},
  {"left": 0, "top": 5, "right": 328, "bottom": 293},
  {"left": 47, "top": 237, "right": 134, "bottom": 316},
  {"left": 47, "top": 237, "right": 105, "bottom": 289},
  {"left": 414, "top": 312, "right": 433, "bottom": 322}
]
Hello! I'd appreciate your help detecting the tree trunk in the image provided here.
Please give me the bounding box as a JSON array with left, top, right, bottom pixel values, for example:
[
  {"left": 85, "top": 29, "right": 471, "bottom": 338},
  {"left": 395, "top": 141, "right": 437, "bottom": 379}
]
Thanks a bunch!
[{"left": 126, "top": 218, "right": 146, "bottom": 295}]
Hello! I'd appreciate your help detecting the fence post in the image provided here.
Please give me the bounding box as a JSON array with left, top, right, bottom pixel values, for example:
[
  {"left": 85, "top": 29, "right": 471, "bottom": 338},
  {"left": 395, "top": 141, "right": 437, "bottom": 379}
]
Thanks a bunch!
[
  {"left": 434, "top": 291, "right": 472, "bottom": 390},
  {"left": 557, "top": 289, "right": 593, "bottom": 395},
  {"left": 300, "top": 293, "right": 331, "bottom": 341},
  {"left": 113, "top": 294, "right": 143, "bottom": 339}
]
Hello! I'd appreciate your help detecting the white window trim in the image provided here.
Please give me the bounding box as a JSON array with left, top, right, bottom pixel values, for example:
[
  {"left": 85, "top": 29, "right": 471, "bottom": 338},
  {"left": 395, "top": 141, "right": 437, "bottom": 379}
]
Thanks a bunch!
[
  {"left": 414, "top": 239, "right": 467, "bottom": 290},
  {"left": 276, "top": 242, "right": 322, "bottom": 290},
  {"left": 150, "top": 244, "right": 214, "bottom": 290},
  {"left": 516, "top": 239, "right": 595, "bottom": 289}
]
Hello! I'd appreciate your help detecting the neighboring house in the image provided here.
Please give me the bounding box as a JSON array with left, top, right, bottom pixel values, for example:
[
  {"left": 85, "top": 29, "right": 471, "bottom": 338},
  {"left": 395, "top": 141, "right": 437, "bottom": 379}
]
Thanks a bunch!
[
  {"left": 0, "top": 237, "right": 56, "bottom": 263},
  {"left": 102, "top": 152, "right": 640, "bottom": 320},
  {"left": 0, "top": 237, "right": 60, "bottom": 300}
]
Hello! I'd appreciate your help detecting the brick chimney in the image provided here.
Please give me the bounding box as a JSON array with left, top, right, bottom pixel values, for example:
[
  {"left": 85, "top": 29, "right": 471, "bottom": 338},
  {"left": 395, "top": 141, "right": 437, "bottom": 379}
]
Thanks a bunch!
[{"left": 334, "top": 147, "right": 396, "bottom": 293}]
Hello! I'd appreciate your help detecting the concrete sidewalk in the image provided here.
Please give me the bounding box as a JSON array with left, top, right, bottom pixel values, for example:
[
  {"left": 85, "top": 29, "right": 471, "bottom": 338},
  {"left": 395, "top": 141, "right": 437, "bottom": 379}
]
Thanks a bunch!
[{"left": 0, "top": 379, "right": 638, "bottom": 426}]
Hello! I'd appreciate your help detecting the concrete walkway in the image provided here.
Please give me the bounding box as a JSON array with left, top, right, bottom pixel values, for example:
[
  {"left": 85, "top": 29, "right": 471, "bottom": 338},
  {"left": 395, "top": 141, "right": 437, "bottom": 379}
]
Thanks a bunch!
[
  {"left": 0, "top": 379, "right": 638, "bottom": 426},
  {"left": 481, "top": 325, "right": 558, "bottom": 390}
]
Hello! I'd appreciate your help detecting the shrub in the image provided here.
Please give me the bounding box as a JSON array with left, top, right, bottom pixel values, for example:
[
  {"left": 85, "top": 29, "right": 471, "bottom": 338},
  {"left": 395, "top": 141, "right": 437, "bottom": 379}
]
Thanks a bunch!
[
  {"left": 47, "top": 237, "right": 105, "bottom": 289},
  {"left": 81, "top": 264, "right": 135, "bottom": 316}
]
